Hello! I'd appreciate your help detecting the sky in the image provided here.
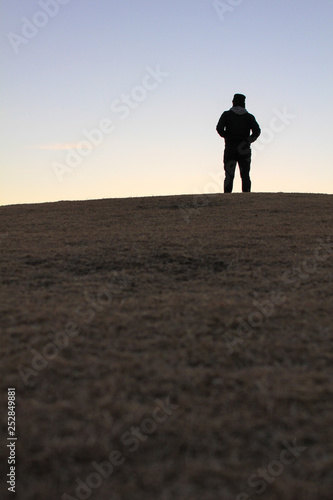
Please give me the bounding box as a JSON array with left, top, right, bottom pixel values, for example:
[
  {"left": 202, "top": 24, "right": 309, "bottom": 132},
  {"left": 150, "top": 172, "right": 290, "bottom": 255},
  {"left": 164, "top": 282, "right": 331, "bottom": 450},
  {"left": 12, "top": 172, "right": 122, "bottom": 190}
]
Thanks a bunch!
[{"left": 1, "top": 0, "right": 333, "bottom": 205}]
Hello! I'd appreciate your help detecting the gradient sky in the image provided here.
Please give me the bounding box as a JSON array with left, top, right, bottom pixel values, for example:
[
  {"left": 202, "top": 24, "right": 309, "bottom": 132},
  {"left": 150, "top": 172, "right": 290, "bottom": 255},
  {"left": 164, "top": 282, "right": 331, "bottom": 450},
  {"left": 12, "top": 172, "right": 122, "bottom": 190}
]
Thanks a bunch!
[{"left": 1, "top": 0, "right": 333, "bottom": 205}]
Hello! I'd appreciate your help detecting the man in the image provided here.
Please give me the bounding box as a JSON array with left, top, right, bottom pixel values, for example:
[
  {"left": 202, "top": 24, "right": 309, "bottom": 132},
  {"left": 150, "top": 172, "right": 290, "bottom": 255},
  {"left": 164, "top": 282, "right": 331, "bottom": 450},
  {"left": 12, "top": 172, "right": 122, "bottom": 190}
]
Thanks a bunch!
[{"left": 216, "top": 93, "right": 261, "bottom": 193}]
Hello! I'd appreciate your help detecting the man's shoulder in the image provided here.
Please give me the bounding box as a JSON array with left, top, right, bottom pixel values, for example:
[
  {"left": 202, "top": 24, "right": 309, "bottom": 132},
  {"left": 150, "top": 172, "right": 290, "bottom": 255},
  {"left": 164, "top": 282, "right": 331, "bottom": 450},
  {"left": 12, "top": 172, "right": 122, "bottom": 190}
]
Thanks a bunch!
[
  {"left": 221, "top": 109, "right": 233, "bottom": 119},
  {"left": 247, "top": 112, "right": 257, "bottom": 120},
  {"left": 217, "top": 110, "right": 230, "bottom": 123}
]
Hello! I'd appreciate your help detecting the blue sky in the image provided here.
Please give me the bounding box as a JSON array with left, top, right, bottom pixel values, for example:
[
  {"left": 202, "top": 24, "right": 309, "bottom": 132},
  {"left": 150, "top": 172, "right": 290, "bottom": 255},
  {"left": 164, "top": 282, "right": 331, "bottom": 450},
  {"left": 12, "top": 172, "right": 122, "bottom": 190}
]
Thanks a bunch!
[{"left": 1, "top": 0, "right": 333, "bottom": 205}]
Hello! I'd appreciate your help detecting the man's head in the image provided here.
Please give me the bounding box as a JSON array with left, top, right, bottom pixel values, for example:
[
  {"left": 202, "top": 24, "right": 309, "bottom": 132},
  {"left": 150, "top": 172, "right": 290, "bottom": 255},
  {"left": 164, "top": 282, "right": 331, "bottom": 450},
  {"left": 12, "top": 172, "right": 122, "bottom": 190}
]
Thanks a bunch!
[{"left": 232, "top": 93, "right": 246, "bottom": 108}]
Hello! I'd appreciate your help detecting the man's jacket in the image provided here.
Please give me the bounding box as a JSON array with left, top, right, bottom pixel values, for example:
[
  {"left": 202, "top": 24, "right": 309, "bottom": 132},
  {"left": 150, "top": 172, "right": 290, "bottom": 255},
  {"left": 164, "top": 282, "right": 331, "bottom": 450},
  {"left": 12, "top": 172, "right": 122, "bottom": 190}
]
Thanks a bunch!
[{"left": 216, "top": 107, "right": 261, "bottom": 145}]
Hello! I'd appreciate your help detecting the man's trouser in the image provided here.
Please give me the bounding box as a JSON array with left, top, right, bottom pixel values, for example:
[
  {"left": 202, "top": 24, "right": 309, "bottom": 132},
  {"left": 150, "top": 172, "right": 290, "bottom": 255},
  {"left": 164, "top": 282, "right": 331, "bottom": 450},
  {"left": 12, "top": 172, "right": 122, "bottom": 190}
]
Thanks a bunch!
[{"left": 223, "top": 141, "right": 252, "bottom": 193}]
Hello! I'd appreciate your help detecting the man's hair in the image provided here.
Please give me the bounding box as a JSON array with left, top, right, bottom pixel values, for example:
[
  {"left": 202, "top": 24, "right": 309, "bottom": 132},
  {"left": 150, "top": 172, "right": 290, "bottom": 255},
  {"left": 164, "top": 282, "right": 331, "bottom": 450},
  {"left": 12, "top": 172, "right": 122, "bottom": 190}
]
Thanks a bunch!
[{"left": 232, "top": 93, "right": 246, "bottom": 107}]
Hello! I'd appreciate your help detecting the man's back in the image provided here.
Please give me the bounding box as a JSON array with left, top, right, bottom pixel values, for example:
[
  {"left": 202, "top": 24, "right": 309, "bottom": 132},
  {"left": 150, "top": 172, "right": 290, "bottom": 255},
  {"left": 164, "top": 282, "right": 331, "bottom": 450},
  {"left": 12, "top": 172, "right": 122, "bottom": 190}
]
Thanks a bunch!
[{"left": 217, "top": 107, "right": 260, "bottom": 144}]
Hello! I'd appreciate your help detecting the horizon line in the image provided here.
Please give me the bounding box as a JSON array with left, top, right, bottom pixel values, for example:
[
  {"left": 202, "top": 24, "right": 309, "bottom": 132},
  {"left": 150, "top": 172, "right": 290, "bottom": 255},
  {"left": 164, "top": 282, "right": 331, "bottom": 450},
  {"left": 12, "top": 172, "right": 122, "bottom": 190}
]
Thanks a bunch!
[{"left": 0, "top": 191, "right": 332, "bottom": 209}]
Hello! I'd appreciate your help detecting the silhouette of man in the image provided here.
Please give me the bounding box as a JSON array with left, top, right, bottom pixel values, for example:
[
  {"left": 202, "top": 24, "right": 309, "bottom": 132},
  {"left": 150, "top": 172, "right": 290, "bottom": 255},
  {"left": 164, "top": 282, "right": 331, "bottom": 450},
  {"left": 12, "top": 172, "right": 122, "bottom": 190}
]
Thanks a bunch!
[{"left": 216, "top": 94, "right": 261, "bottom": 193}]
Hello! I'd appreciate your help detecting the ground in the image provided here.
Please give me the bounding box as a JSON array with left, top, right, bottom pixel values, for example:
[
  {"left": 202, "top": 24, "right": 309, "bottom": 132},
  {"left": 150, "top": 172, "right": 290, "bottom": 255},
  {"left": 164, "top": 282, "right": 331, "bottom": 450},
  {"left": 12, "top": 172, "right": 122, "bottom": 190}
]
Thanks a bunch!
[{"left": 0, "top": 192, "right": 332, "bottom": 500}]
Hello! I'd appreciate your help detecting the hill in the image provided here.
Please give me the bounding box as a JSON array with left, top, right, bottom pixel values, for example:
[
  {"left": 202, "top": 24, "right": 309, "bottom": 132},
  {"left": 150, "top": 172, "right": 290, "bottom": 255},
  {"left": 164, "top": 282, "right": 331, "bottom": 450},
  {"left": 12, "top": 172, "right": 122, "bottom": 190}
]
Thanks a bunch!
[{"left": 1, "top": 193, "right": 332, "bottom": 500}]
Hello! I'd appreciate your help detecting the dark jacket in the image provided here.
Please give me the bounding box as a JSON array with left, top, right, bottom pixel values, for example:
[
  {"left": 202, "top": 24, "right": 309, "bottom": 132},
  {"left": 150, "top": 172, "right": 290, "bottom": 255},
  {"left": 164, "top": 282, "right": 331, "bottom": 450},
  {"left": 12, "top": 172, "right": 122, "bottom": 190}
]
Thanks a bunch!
[{"left": 216, "top": 107, "right": 261, "bottom": 145}]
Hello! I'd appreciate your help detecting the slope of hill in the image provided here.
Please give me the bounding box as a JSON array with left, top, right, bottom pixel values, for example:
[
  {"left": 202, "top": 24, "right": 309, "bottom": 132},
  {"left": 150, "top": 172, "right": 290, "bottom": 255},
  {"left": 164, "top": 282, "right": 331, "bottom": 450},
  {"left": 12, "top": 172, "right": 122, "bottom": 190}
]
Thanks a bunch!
[{"left": 1, "top": 193, "right": 332, "bottom": 500}]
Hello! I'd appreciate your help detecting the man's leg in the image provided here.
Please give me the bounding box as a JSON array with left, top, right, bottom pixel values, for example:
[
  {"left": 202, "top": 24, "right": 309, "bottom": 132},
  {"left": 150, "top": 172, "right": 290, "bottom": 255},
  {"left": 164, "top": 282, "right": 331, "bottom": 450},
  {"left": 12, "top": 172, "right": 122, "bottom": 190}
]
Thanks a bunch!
[
  {"left": 223, "top": 148, "right": 237, "bottom": 193},
  {"left": 238, "top": 149, "right": 252, "bottom": 192},
  {"left": 224, "top": 160, "right": 237, "bottom": 193}
]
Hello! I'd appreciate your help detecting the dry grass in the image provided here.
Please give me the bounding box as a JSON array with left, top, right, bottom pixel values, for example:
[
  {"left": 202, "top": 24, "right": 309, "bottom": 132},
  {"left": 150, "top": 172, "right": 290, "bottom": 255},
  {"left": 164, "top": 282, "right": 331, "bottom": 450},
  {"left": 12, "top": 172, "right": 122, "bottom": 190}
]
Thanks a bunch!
[{"left": 0, "top": 192, "right": 332, "bottom": 500}]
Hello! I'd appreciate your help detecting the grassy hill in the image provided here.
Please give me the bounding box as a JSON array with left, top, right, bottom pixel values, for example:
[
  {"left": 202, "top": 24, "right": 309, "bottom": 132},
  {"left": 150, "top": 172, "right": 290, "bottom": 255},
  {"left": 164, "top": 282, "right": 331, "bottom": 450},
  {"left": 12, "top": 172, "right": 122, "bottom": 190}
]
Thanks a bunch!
[{"left": 1, "top": 193, "right": 332, "bottom": 500}]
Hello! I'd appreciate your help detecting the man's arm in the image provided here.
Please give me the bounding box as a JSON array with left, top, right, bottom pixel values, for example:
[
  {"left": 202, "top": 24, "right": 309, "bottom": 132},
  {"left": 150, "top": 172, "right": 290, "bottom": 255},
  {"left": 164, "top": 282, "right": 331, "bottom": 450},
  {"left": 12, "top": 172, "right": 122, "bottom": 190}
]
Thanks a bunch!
[
  {"left": 248, "top": 115, "right": 261, "bottom": 143},
  {"left": 216, "top": 112, "right": 227, "bottom": 138}
]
